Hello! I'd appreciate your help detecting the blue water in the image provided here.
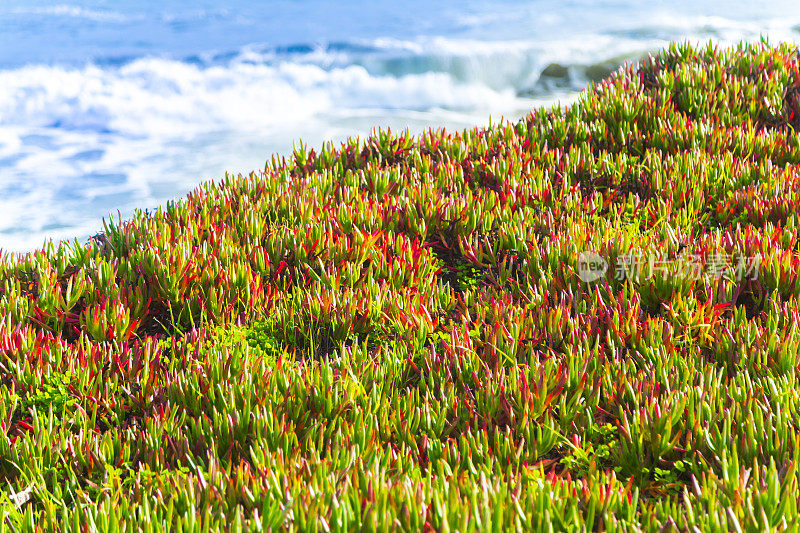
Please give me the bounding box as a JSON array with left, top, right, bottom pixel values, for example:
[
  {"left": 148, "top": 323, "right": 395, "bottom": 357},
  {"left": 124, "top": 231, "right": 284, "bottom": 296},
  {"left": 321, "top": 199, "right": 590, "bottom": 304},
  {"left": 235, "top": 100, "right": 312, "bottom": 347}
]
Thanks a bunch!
[{"left": 0, "top": 1, "right": 798, "bottom": 252}]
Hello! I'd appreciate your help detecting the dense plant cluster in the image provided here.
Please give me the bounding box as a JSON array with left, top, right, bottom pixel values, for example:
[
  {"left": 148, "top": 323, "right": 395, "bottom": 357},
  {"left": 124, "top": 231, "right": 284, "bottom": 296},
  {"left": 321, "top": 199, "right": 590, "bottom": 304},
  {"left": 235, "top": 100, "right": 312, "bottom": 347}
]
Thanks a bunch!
[{"left": 1, "top": 41, "right": 800, "bottom": 530}]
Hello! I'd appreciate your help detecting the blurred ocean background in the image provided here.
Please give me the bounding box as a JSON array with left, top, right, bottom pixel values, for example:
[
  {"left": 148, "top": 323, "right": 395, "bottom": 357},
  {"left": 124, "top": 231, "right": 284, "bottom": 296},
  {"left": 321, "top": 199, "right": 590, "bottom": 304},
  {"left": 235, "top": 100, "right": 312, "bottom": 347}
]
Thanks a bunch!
[{"left": 0, "top": 1, "right": 798, "bottom": 252}]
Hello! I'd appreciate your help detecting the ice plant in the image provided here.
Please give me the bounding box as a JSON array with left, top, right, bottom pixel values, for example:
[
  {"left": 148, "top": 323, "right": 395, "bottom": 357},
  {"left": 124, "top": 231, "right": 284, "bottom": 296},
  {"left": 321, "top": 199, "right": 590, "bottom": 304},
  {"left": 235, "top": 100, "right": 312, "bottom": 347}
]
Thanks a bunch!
[{"left": 0, "top": 41, "right": 799, "bottom": 530}]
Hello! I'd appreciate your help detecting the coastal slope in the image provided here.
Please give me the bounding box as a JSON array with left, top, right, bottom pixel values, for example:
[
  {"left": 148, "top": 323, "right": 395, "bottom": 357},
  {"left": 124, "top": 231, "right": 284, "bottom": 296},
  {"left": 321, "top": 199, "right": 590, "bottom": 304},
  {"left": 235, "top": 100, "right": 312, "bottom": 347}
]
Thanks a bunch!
[{"left": 1, "top": 41, "right": 800, "bottom": 530}]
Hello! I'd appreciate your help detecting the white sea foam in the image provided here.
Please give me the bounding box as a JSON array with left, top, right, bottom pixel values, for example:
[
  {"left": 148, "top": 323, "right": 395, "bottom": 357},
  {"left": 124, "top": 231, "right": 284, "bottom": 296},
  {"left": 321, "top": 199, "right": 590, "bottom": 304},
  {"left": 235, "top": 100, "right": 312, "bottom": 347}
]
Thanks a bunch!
[{"left": 0, "top": 56, "right": 521, "bottom": 137}]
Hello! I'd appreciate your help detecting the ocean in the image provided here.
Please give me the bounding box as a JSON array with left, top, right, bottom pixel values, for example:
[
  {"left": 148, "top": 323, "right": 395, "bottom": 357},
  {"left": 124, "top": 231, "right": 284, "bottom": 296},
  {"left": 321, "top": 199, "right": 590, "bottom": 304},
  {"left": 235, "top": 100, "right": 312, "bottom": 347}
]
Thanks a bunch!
[{"left": 0, "top": 0, "right": 798, "bottom": 252}]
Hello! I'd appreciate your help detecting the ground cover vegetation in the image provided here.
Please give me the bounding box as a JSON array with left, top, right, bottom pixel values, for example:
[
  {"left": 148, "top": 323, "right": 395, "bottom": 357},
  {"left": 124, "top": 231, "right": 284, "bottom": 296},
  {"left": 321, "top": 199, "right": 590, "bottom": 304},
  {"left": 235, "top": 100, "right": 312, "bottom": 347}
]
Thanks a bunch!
[{"left": 1, "top": 40, "right": 800, "bottom": 531}]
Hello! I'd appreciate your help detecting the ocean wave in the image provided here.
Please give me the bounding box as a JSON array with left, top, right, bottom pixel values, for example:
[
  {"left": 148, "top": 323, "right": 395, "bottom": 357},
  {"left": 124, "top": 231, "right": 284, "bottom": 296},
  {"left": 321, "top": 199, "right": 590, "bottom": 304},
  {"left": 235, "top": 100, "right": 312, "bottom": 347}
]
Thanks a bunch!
[
  {"left": 0, "top": 34, "right": 661, "bottom": 140},
  {"left": 0, "top": 61, "right": 517, "bottom": 140},
  {"left": 2, "top": 20, "right": 792, "bottom": 141}
]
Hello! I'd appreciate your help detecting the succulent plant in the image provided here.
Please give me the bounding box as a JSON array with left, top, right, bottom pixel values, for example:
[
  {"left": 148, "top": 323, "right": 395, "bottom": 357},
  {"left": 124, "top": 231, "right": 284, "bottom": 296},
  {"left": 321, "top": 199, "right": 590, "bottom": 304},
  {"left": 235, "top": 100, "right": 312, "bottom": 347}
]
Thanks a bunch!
[{"left": 1, "top": 40, "right": 800, "bottom": 530}]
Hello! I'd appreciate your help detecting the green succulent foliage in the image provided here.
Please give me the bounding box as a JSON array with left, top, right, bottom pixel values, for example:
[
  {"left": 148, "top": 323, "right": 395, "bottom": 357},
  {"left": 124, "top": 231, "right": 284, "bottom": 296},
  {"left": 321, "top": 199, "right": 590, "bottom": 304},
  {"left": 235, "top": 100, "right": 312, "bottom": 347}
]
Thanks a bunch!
[
  {"left": 223, "top": 321, "right": 284, "bottom": 364},
  {"left": 456, "top": 264, "right": 485, "bottom": 292},
  {"left": 20, "top": 372, "right": 77, "bottom": 418},
  {"left": 561, "top": 423, "right": 620, "bottom": 478}
]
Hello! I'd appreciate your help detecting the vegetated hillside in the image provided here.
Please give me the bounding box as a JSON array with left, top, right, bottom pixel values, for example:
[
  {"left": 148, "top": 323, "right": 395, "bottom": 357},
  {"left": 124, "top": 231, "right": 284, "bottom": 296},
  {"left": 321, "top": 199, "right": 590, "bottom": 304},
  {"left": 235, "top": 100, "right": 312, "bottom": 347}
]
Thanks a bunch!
[{"left": 2, "top": 41, "right": 800, "bottom": 530}]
